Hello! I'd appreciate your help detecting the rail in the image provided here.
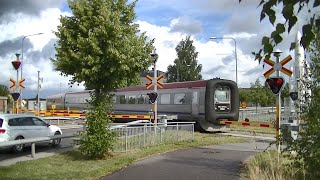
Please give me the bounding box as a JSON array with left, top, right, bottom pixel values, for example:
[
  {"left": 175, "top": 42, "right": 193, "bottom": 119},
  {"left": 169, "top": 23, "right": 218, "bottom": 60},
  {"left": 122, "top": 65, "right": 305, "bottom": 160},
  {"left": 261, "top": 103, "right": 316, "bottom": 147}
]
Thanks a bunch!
[{"left": 0, "top": 121, "right": 195, "bottom": 158}]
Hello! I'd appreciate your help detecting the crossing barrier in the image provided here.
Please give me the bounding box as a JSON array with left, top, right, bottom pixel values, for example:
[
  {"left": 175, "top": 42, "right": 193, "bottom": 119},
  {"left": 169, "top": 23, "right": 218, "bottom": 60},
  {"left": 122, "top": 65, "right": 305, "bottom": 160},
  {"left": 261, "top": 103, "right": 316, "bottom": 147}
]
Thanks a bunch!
[
  {"left": 20, "top": 109, "right": 152, "bottom": 120},
  {"left": 219, "top": 120, "right": 274, "bottom": 128}
]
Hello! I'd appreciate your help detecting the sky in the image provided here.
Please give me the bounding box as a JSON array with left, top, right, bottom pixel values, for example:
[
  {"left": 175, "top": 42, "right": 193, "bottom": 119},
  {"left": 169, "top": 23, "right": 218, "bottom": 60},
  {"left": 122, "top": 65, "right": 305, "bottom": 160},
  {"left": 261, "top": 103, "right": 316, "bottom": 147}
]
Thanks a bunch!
[{"left": 0, "top": 0, "right": 317, "bottom": 99}]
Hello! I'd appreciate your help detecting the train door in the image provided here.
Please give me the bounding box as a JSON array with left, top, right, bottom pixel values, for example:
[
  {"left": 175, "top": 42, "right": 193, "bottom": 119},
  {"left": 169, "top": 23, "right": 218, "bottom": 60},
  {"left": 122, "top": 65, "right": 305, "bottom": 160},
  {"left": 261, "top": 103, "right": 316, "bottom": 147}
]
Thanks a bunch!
[{"left": 192, "top": 91, "right": 199, "bottom": 117}]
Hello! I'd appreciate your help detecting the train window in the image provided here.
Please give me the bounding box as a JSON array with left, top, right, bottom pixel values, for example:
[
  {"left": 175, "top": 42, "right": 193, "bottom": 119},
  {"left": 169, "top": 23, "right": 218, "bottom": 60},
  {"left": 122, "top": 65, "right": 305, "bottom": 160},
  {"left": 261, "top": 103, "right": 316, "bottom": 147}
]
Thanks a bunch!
[
  {"left": 119, "top": 95, "right": 126, "bottom": 104},
  {"left": 160, "top": 94, "right": 170, "bottom": 104},
  {"left": 127, "top": 95, "right": 136, "bottom": 104},
  {"left": 214, "top": 86, "right": 230, "bottom": 103},
  {"left": 192, "top": 92, "right": 198, "bottom": 104},
  {"left": 112, "top": 96, "right": 117, "bottom": 104},
  {"left": 137, "top": 95, "right": 146, "bottom": 104},
  {"left": 174, "top": 93, "right": 186, "bottom": 104}
]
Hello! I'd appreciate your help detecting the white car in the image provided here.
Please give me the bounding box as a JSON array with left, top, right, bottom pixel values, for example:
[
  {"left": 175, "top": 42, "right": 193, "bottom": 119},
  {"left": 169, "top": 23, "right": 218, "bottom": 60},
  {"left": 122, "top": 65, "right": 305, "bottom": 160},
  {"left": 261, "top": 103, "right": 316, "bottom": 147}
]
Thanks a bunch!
[{"left": 0, "top": 114, "right": 62, "bottom": 153}]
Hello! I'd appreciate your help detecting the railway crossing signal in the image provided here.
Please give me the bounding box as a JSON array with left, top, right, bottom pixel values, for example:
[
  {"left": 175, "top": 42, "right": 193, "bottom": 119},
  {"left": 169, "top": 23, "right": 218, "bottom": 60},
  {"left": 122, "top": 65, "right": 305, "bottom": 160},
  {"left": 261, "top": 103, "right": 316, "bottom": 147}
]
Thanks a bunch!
[
  {"left": 9, "top": 78, "right": 25, "bottom": 89},
  {"left": 147, "top": 92, "right": 158, "bottom": 104},
  {"left": 263, "top": 55, "right": 293, "bottom": 78},
  {"left": 11, "top": 92, "right": 20, "bottom": 101},
  {"left": 18, "top": 78, "right": 25, "bottom": 89},
  {"left": 266, "top": 77, "right": 285, "bottom": 95},
  {"left": 11, "top": 61, "right": 21, "bottom": 70},
  {"left": 145, "top": 74, "right": 164, "bottom": 89},
  {"left": 10, "top": 78, "right": 16, "bottom": 89},
  {"left": 156, "top": 74, "right": 164, "bottom": 88},
  {"left": 146, "top": 75, "right": 153, "bottom": 89},
  {"left": 289, "top": 92, "right": 298, "bottom": 101}
]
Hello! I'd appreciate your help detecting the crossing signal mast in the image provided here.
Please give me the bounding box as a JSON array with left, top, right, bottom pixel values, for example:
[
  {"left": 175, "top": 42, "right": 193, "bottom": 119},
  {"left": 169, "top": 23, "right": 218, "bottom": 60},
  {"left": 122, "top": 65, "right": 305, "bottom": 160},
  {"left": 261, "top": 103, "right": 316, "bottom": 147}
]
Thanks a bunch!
[
  {"left": 266, "top": 77, "right": 285, "bottom": 95},
  {"left": 263, "top": 49, "right": 293, "bottom": 153},
  {"left": 10, "top": 54, "right": 23, "bottom": 113},
  {"left": 147, "top": 92, "right": 158, "bottom": 104}
]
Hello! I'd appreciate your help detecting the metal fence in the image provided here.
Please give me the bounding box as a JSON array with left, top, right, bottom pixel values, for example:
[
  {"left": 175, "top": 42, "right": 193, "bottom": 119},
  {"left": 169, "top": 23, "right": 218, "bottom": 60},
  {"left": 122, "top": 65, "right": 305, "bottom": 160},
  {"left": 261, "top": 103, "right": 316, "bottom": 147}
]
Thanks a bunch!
[
  {"left": 239, "top": 109, "right": 276, "bottom": 122},
  {"left": 112, "top": 122, "right": 195, "bottom": 152},
  {"left": 239, "top": 105, "right": 296, "bottom": 123},
  {"left": 0, "top": 121, "right": 194, "bottom": 158}
]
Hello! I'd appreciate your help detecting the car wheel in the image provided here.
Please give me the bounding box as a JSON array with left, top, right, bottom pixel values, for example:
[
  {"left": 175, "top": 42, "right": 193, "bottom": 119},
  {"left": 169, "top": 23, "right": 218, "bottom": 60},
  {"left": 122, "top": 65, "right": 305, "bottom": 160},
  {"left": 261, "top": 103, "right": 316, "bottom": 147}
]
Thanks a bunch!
[
  {"left": 51, "top": 131, "right": 61, "bottom": 147},
  {"left": 12, "top": 136, "right": 25, "bottom": 153}
]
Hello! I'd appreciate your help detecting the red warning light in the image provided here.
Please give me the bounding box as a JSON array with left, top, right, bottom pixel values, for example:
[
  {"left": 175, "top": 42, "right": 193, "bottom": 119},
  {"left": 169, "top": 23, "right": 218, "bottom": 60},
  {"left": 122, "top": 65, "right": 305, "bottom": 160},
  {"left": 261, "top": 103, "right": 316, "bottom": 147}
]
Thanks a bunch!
[
  {"left": 266, "top": 77, "right": 285, "bottom": 95},
  {"left": 276, "top": 78, "right": 283, "bottom": 85},
  {"left": 11, "top": 61, "right": 21, "bottom": 70}
]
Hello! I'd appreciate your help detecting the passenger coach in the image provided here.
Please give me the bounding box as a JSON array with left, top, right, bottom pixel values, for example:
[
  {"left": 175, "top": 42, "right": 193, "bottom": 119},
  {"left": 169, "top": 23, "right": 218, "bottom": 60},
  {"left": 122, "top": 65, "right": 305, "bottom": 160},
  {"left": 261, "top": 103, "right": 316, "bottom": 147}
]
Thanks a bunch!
[{"left": 46, "top": 78, "right": 240, "bottom": 131}]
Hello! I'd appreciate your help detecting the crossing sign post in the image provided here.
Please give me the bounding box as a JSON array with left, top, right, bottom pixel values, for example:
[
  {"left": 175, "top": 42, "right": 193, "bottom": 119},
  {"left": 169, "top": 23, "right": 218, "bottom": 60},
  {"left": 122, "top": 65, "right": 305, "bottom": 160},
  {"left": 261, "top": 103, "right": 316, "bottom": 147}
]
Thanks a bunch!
[
  {"left": 18, "top": 78, "right": 25, "bottom": 89},
  {"left": 145, "top": 74, "right": 164, "bottom": 89},
  {"left": 263, "top": 50, "right": 293, "bottom": 153},
  {"left": 10, "top": 78, "right": 16, "bottom": 89},
  {"left": 146, "top": 75, "right": 153, "bottom": 89},
  {"left": 263, "top": 55, "right": 293, "bottom": 78}
]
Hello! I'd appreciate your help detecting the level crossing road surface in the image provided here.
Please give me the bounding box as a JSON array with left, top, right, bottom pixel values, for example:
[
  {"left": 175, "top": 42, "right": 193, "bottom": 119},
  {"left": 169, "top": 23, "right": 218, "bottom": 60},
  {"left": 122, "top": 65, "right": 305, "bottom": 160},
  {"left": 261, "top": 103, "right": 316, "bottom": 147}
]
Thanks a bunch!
[
  {"left": 101, "top": 140, "right": 275, "bottom": 180},
  {"left": 0, "top": 128, "right": 82, "bottom": 166}
]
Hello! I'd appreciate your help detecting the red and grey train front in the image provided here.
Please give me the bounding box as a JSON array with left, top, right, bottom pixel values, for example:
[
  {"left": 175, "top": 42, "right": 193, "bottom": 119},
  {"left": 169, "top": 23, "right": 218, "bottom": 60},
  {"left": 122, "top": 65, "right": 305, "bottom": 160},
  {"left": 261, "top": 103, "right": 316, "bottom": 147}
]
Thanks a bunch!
[{"left": 201, "top": 79, "right": 239, "bottom": 131}]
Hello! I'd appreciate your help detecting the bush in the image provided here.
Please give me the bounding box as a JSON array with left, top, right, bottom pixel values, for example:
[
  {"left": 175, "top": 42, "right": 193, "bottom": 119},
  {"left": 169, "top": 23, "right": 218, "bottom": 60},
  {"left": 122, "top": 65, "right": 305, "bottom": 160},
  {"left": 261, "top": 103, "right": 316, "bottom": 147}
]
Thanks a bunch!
[{"left": 76, "top": 92, "right": 116, "bottom": 159}]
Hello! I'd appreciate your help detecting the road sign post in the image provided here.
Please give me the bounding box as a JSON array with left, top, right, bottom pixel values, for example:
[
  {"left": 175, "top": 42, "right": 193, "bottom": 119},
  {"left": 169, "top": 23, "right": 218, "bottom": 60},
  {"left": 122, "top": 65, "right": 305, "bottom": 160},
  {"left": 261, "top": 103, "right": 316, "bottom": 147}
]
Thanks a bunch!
[{"left": 263, "top": 50, "right": 293, "bottom": 153}]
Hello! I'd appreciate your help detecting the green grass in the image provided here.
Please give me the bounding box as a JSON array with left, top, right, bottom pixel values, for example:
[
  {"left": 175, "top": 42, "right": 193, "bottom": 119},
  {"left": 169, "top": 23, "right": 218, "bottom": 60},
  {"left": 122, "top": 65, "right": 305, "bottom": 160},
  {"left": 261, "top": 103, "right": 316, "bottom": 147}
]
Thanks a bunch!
[
  {"left": 0, "top": 133, "right": 246, "bottom": 180},
  {"left": 230, "top": 125, "right": 276, "bottom": 134},
  {"left": 242, "top": 150, "right": 299, "bottom": 180}
]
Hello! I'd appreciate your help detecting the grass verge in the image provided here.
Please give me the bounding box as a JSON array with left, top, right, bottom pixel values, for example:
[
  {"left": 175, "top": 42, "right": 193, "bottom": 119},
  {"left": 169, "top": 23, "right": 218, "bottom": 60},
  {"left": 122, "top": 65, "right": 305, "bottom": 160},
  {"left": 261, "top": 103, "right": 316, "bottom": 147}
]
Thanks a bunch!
[
  {"left": 242, "top": 150, "right": 299, "bottom": 180},
  {"left": 230, "top": 125, "right": 276, "bottom": 134},
  {"left": 0, "top": 133, "right": 245, "bottom": 180}
]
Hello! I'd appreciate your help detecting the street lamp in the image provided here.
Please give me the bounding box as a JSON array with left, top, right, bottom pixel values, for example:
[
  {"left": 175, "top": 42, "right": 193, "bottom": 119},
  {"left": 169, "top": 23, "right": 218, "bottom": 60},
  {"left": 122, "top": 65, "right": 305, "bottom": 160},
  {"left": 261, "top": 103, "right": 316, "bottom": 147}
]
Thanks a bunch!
[
  {"left": 210, "top": 36, "right": 238, "bottom": 84},
  {"left": 20, "top": 32, "right": 43, "bottom": 105}
]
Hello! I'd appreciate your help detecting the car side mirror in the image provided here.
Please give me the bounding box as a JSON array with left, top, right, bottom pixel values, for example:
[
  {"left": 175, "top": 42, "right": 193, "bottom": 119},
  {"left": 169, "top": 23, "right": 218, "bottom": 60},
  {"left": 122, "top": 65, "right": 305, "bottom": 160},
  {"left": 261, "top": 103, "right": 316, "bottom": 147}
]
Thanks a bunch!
[{"left": 46, "top": 123, "right": 50, "bottom": 127}]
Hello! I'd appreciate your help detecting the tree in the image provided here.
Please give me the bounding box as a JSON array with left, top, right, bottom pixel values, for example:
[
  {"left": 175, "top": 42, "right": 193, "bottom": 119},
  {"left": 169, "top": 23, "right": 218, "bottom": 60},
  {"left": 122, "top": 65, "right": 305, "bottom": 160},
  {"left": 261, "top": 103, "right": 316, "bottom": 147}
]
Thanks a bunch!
[
  {"left": 239, "top": 88, "right": 250, "bottom": 103},
  {"left": 286, "top": 19, "right": 320, "bottom": 179},
  {"left": 239, "top": 0, "right": 319, "bottom": 62},
  {"left": 0, "top": 85, "right": 12, "bottom": 105},
  {"left": 281, "top": 83, "right": 290, "bottom": 102},
  {"left": 248, "top": 79, "right": 271, "bottom": 112},
  {"left": 0, "top": 85, "right": 9, "bottom": 97},
  {"left": 52, "top": 0, "right": 154, "bottom": 159},
  {"left": 165, "top": 36, "right": 202, "bottom": 82}
]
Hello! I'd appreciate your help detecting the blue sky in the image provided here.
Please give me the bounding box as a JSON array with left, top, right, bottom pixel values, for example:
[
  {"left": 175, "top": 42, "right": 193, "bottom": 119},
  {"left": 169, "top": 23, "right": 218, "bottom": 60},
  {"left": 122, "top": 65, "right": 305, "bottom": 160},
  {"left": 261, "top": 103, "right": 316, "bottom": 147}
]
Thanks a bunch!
[{"left": 0, "top": 0, "right": 315, "bottom": 99}]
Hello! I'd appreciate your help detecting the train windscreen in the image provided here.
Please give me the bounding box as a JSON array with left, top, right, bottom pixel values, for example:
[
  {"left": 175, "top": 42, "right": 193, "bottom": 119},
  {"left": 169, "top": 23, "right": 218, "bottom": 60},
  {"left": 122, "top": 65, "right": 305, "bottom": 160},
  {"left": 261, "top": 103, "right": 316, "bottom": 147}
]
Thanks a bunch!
[{"left": 214, "top": 86, "right": 230, "bottom": 112}]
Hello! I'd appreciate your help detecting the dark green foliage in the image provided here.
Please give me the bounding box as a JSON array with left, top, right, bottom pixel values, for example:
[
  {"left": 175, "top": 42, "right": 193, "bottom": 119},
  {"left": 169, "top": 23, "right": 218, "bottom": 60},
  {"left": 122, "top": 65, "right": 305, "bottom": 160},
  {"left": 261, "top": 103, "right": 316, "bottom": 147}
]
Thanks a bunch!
[
  {"left": 285, "top": 21, "right": 320, "bottom": 179},
  {"left": 52, "top": 0, "right": 154, "bottom": 159},
  {"left": 249, "top": 79, "right": 274, "bottom": 108},
  {"left": 240, "top": 0, "right": 318, "bottom": 62},
  {"left": 0, "top": 85, "right": 11, "bottom": 104},
  {"left": 76, "top": 92, "right": 116, "bottom": 159},
  {"left": 165, "top": 36, "right": 202, "bottom": 82},
  {"left": 52, "top": 0, "right": 154, "bottom": 91}
]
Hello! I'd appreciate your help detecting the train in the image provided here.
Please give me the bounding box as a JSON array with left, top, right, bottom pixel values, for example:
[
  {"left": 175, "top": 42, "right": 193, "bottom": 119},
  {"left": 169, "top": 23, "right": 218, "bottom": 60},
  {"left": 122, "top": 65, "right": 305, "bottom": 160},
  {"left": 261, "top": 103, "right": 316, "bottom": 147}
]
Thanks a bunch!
[{"left": 46, "top": 78, "right": 240, "bottom": 131}]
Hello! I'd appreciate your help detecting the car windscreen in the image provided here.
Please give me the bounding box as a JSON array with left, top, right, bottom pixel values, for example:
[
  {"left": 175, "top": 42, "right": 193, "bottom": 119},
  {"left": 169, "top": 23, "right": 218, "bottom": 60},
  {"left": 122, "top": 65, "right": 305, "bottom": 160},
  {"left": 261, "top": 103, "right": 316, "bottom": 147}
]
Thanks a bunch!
[{"left": 0, "top": 118, "right": 3, "bottom": 127}]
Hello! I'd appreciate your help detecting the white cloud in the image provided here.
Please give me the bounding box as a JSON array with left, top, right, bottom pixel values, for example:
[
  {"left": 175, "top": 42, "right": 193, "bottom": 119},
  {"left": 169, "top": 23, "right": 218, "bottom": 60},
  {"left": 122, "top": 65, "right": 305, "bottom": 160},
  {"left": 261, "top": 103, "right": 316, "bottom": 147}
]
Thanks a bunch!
[
  {"left": 1, "top": 1, "right": 313, "bottom": 99},
  {"left": 0, "top": 8, "right": 83, "bottom": 98},
  {"left": 137, "top": 19, "right": 263, "bottom": 87},
  {"left": 169, "top": 16, "right": 202, "bottom": 34}
]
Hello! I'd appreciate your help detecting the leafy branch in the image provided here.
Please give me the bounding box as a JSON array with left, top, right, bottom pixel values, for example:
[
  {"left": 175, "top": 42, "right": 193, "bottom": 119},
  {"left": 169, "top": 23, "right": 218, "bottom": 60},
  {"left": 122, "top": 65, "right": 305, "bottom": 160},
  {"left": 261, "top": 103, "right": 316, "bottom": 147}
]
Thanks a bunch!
[{"left": 240, "top": 0, "right": 319, "bottom": 62}]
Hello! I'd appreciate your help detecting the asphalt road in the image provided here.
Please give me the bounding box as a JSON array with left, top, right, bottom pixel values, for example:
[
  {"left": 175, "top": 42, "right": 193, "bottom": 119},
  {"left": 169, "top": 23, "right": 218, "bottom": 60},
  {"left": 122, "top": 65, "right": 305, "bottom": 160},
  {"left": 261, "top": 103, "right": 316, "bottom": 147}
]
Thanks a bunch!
[
  {"left": 0, "top": 128, "right": 81, "bottom": 164},
  {"left": 101, "top": 141, "right": 274, "bottom": 180}
]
